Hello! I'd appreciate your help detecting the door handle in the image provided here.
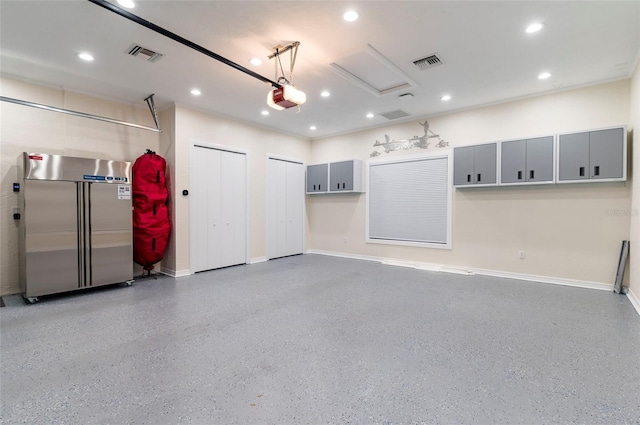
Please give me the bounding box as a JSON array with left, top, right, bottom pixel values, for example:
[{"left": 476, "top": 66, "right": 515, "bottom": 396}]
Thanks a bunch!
[
  {"left": 467, "top": 174, "right": 471, "bottom": 183},
  {"left": 579, "top": 166, "right": 585, "bottom": 177},
  {"left": 529, "top": 170, "right": 535, "bottom": 180},
  {"left": 477, "top": 173, "right": 481, "bottom": 183},
  {"left": 517, "top": 171, "right": 523, "bottom": 180},
  {"left": 342, "top": 183, "right": 345, "bottom": 189},
  {"left": 594, "top": 166, "right": 600, "bottom": 177}
]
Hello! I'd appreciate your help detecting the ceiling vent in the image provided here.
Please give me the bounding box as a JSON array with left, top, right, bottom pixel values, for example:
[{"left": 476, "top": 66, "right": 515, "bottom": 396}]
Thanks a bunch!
[
  {"left": 413, "top": 54, "right": 443, "bottom": 71},
  {"left": 380, "top": 109, "right": 411, "bottom": 120},
  {"left": 127, "top": 44, "right": 163, "bottom": 62}
]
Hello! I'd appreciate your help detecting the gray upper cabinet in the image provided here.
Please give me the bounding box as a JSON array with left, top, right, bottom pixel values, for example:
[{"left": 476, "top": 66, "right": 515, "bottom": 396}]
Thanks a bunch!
[
  {"left": 453, "top": 143, "right": 497, "bottom": 186},
  {"left": 306, "top": 163, "right": 328, "bottom": 193},
  {"left": 501, "top": 136, "right": 554, "bottom": 184},
  {"left": 589, "top": 128, "right": 624, "bottom": 179},
  {"left": 329, "top": 160, "right": 362, "bottom": 193},
  {"left": 307, "top": 160, "right": 362, "bottom": 194},
  {"left": 558, "top": 127, "right": 626, "bottom": 182}
]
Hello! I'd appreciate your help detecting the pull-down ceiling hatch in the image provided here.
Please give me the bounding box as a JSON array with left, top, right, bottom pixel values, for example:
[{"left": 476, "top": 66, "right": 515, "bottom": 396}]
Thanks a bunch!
[{"left": 331, "top": 45, "right": 419, "bottom": 97}]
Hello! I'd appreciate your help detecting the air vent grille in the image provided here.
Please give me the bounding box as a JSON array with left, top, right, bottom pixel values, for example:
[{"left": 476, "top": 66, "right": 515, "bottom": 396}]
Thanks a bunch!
[
  {"left": 380, "top": 109, "right": 411, "bottom": 120},
  {"left": 127, "top": 44, "right": 163, "bottom": 62},
  {"left": 413, "top": 54, "right": 443, "bottom": 70}
]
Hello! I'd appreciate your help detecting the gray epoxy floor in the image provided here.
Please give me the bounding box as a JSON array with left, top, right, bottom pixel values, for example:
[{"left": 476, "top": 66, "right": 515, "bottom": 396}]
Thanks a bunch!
[{"left": 1, "top": 254, "right": 639, "bottom": 425}]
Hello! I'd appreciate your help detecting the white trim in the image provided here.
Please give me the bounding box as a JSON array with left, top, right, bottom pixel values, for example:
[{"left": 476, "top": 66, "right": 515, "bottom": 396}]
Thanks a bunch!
[
  {"left": 466, "top": 266, "right": 612, "bottom": 291},
  {"left": 306, "top": 249, "right": 380, "bottom": 263},
  {"left": 366, "top": 152, "right": 452, "bottom": 249},
  {"left": 627, "top": 288, "right": 640, "bottom": 316},
  {"left": 249, "top": 256, "right": 268, "bottom": 264},
  {"left": 306, "top": 250, "right": 612, "bottom": 291},
  {"left": 159, "top": 267, "right": 192, "bottom": 278}
]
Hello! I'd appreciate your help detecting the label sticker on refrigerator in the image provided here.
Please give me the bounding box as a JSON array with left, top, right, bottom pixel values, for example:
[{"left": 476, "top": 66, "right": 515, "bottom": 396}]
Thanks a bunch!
[{"left": 118, "top": 185, "right": 131, "bottom": 200}]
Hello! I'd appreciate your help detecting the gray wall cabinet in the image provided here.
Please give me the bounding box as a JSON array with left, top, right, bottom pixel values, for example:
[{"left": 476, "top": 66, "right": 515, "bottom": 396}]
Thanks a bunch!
[
  {"left": 307, "top": 160, "right": 362, "bottom": 194},
  {"left": 306, "top": 163, "right": 328, "bottom": 193},
  {"left": 501, "top": 136, "right": 554, "bottom": 184},
  {"left": 453, "top": 143, "right": 497, "bottom": 186},
  {"left": 558, "top": 127, "right": 626, "bottom": 182},
  {"left": 330, "top": 160, "right": 362, "bottom": 192}
]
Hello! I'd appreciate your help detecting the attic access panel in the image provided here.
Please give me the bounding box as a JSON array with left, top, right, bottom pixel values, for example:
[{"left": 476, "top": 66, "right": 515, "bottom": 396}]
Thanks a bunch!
[{"left": 331, "top": 45, "right": 419, "bottom": 97}]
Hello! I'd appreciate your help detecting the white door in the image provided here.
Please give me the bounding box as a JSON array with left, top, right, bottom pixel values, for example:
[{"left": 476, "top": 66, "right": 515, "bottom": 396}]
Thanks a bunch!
[
  {"left": 191, "top": 145, "right": 247, "bottom": 272},
  {"left": 268, "top": 158, "right": 304, "bottom": 259}
]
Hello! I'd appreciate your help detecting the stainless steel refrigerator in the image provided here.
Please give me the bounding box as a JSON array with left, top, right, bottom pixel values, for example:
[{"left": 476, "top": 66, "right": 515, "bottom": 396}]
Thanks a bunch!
[{"left": 19, "top": 153, "right": 133, "bottom": 302}]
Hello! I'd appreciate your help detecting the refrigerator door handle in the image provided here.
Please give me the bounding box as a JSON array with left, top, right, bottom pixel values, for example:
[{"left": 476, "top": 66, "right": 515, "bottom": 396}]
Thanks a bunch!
[
  {"left": 76, "top": 182, "right": 84, "bottom": 288},
  {"left": 86, "top": 182, "right": 93, "bottom": 286}
]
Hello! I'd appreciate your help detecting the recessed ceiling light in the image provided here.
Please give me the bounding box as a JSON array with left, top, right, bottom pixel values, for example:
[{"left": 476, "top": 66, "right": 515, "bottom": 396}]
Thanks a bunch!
[
  {"left": 310, "top": 126, "right": 317, "bottom": 130},
  {"left": 321, "top": 91, "right": 330, "bottom": 97},
  {"left": 190, "top": 89, "right": 202, "bottom": 96},
  {"left": 249, "top": 57, "right": 262, "bottom": 66},
  {"left": 538, "top": 72, "right": 551, "bottom": 80},
  {"left": 117, "top": 0, "right": 136, "bottom": 8},
  {"left": 261, "top": 110, "right": 269, "bottom": 116},
  {"left": 526, "top": 22, "right": 545, "bottom": 33},
  {"left": 343, "top": 10, "right": 359, "bottom": 22},
  {"left": 366, "top": 113, "right": 374, "bottom": 118},
  {"left": 441, "top": 94, "right": 452, "bottom": 101},
  {"left": 77, "top": 52, "right": 94, "bottom": 62}
]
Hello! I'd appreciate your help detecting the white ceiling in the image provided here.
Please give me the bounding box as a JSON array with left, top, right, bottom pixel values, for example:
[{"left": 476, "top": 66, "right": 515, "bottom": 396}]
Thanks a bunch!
[{"left": 1, "top": 1, "right": 638, "bottom": 140}]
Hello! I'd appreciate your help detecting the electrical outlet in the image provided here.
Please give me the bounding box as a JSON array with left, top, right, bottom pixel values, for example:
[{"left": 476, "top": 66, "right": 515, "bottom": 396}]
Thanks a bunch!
[{"left": 518, "top": 250, "right": 525, "bottom": 259}]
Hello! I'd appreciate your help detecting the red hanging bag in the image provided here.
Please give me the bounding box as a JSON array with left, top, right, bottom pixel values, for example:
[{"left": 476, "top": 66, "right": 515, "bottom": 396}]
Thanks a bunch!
[{"left": 132, "top": 150, "right": 171, "bottom": 272}]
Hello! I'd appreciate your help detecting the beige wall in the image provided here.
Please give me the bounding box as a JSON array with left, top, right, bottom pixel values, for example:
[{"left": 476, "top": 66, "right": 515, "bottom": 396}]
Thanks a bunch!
[
  {"left": 629, "top": 62, "right": 640, "bottom": 306},
  {"left": 160, "top": 104, "right": 311, "bottom": 276},
  {"left": 0, "top": 77, "right": 160, "bottom": 295},
  {"left": 309, "top": 80, "right": 632, "bottom": 285}
]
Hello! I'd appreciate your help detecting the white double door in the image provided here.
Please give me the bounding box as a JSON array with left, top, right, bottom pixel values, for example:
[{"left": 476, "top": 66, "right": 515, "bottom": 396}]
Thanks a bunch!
[
  {"left": 268, "top": 158, "right": 304, "bottom": 259},
  {"left": 191, "top": 145, "right": 247, "bottom": 272}
]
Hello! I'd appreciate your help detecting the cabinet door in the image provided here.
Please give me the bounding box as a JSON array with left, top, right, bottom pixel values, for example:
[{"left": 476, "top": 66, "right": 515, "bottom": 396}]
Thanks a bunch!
[
  {"left": 501, "top": 139, "right": 526, "bottom": 183},
  {"left": 453, "top": 146, "right": 475, "bottom": 185},
  {"left": 24, "top": 180, "right": 79, "bottom": 297},
  {"left": 285, "top": 161, "right": 304, "bottom": 255},
  {"left": 330, "top": 162, "right": 343, "bottom": 191},
  {"left": 330, "top": 161, "right": 354, "bottom": 191},
  {"left": 307, "top": 164, "right": 327, "bottom": 192},
  {"left": 589, "top": 128, "right": 624, "bottom": 179},
  {"left": 526, "top": 136, "right": 554, "bottom": 182},
  {"left": 89, "top": 182, "right": 133, "bottom": 287},
  {"left": 341, "top": 161, "right": 354, "bottom": 190},
  {"left": 474, "top": 143, "right": 497, "bottom": 184},
  {"left": 306, "top": 165, "right": 320, "bottom": 192},
  {"left": 559, "top": 132, "right": 589, "bottom": 181}
]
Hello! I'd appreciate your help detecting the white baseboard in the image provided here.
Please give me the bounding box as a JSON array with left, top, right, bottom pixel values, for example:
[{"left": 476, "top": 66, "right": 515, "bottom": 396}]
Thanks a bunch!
[
  {"left": 627, "top": 289, "right": 640, "bottom": 316},
  {"left": 159, "top": 268, "right": 192, "bottom": 278},
  {"left": 306, "top": 249, "right": 612, "bottom": 291},
  {"left": 249, "top": 256, "right": 268, "bottom": 264},
  {"left": 306, "top": 249, "right": 380, "bottom": 263},
  {"left": 466, "top": 267, "right": 612, "bottom": 291}
]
